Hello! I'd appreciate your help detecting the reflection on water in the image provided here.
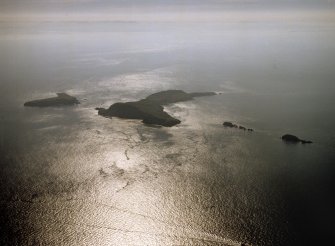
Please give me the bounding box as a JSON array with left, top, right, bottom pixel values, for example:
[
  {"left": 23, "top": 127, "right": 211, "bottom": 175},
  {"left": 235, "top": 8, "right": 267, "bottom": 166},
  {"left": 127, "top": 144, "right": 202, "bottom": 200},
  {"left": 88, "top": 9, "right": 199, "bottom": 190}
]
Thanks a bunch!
[{"left": 1, "top": 21, "right": 335, "bottom": 245}]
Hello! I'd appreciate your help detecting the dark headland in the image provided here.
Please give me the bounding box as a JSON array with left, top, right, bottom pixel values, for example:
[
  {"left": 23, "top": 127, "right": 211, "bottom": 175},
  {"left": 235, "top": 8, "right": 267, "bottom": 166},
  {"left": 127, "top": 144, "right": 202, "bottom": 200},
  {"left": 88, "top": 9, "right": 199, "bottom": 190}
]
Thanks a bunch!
[
  {"left": 24, "top": 93, "right": 79, "bottom": 107},
  {"left": 96, "top": 90, "right": 216, "bottom": 127}
]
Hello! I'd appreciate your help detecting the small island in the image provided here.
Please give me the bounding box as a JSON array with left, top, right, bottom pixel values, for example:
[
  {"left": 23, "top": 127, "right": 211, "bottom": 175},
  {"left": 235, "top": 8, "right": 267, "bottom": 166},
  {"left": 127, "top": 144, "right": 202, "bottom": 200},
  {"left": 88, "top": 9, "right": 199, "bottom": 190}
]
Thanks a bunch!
[
  {"left": 281, "top": 134, "right": 312, "bottom": 144},
  {"left": 24, "top": 93, "right": 80, "bottom": 107},
  {"left": 97, "top": 90, "right": 216, "bottom": 127}
]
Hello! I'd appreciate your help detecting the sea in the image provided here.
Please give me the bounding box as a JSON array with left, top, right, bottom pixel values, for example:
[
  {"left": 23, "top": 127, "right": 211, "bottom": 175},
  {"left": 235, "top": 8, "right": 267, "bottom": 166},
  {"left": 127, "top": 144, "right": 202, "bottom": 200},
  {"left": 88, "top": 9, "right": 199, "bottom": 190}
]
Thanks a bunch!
[{"left": 1, "top": 20, "right": 335, "bottom": 245}]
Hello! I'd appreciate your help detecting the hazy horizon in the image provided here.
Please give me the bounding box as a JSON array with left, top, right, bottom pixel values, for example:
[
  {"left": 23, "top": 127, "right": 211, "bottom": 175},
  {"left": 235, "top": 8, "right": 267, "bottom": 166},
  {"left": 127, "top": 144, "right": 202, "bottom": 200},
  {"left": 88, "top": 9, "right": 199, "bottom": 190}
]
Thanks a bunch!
[{"left": 1, "top": 0, "right": 335, "bottom": 22}]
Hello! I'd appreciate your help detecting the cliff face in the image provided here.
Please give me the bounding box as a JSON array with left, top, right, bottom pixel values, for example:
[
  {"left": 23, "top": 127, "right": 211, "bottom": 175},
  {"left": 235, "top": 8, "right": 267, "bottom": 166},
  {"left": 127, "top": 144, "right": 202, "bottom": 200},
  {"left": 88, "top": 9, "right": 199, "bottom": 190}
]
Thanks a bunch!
[
  {"left": 97, "top": 90, "right": 216, "bottom": 127},
  {"left": 24, "top": 93, "right": 79, "bottom": 107}
]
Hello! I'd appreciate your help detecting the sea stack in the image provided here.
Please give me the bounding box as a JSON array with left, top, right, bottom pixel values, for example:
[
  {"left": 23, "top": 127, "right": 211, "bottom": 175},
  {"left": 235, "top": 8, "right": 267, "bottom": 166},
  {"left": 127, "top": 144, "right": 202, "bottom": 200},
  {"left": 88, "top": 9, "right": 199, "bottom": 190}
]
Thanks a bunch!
[{"left": 223, "top": 121, "right": 253, "bottom": 132}]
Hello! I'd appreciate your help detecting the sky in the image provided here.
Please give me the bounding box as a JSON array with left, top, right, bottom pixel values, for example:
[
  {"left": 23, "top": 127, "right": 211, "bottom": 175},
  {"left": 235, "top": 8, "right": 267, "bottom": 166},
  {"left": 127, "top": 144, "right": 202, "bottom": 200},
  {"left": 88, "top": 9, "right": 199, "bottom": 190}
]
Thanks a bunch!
[{"left": 0, "top": 0, "right": 334, "bottom": 22}]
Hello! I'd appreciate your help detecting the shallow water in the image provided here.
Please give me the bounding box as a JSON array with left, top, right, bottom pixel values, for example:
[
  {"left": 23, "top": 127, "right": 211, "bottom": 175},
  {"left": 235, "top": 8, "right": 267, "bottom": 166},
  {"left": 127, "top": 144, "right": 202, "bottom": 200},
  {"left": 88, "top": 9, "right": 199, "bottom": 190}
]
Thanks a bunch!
[{"left": 1, "top": 21, "right": 335, "bottom": 245}]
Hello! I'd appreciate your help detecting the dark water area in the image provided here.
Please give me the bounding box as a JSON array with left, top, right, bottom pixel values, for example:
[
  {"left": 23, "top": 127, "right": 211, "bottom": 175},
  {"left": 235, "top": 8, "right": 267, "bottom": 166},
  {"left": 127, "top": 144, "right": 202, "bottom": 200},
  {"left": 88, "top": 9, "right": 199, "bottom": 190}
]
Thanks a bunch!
[{"left": 1, "top": 21, "right": 335, "bottom": 245}]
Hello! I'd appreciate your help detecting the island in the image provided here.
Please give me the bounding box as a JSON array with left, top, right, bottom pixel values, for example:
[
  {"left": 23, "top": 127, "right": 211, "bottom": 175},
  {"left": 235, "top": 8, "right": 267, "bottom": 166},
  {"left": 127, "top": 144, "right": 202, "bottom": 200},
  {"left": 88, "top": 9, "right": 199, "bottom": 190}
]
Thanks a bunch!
[
  {"left": 281, "top": 134, "right": 312, "bottom": 144},
  {"left": 96, "top": 90, "right": 216, "bottom": 127},
  {"left": 223, "top": 121, "right": 254, "bottom": 132},
  {"left": 24, "top": 93, "right": 80, "bottom": 107},
  {"left": 223, "top": 121, "right": 238, "bottom": 128}
]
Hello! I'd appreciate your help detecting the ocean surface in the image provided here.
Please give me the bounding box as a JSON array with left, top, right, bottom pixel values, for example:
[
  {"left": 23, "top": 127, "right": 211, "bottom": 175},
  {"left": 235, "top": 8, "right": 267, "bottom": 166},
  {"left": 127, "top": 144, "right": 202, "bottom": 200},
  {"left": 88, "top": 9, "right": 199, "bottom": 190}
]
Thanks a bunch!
[{"left": 1, "top": 21, "right": 335, "bottom": 245}]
